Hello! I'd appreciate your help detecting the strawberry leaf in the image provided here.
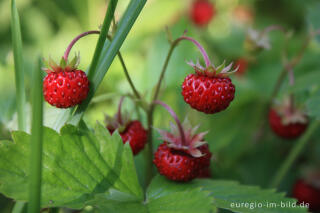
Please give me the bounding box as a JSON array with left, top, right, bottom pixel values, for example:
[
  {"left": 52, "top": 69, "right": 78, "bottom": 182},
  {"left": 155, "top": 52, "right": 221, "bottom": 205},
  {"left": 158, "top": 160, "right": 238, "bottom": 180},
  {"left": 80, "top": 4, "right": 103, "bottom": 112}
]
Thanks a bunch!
[
  {"left": 0, "top": 123, "right": 142, "bottom": 209},
  {"left": 147, "top": 176, "right": 307, "bottom": 213}
]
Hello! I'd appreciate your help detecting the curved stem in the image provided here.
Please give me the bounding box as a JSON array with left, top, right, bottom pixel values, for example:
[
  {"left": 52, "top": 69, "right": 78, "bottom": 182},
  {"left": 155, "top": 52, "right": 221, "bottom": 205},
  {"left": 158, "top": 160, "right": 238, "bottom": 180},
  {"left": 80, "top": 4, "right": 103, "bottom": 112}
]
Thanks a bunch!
[
  {"left": 179, "top": 36, "right": 211, "bottom": 67},
  {"left": 63, "top": 30, "right": 100, "bottom": 61},
  {"left": 117, "top": 96, "right": 125, "bottom": 124},
  {"left": 270, "top": 121, "right": 320, "bottom": 188},
  {"left": 153, "top": 100, "right": 186, "bottom": 145},
  {"left": 106, "top": 35, "right": 141, "bottom": 99}
]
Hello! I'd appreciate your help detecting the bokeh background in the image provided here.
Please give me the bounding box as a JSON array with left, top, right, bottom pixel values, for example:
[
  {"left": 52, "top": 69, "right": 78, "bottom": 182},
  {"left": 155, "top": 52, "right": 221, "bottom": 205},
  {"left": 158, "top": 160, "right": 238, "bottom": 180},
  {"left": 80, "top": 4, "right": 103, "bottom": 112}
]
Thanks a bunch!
[{"left": 1, "top": 0, "right": 320, "bottom": 212}]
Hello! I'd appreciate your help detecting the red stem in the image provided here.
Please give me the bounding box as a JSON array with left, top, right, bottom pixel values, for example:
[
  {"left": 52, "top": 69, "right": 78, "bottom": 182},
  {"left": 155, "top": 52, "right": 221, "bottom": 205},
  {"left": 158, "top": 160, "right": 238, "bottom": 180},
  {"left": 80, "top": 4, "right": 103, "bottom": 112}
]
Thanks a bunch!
[
  {"left": 153, "top": 100, "right": 186, "bottom": 146},
  {"left": 178, "top": 36, "right": 211, "bottom": 68},
  {"left": 63, "top": 30, "right": 100, "bottom": 61}
]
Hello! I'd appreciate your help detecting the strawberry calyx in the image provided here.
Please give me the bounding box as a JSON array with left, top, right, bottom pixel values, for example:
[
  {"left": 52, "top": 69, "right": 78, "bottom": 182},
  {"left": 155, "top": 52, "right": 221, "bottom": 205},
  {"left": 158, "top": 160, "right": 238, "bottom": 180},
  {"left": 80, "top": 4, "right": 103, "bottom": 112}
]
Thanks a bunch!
[
  {"left": 179, "top": 36, "right": 238, "bottom": 77},
  {"left": 157, "top": 118, "right": 208, "bottom": 157},
  {"left": 187, "top": 59, "right": 238, "bottom": 78},
  {"left": 153, "top": 100, "right": 209, "bottom": 158},
  {"left": 105, "top": 96, "right": 132, "bottom": 133},
  {"left": 43, "top": 54, "right": 80, "bottom": 74},
  {"left": 273, "top": 98, "right": 308, "bottom": 125},
  {"left": 304, "top": 170, "right": 320, "bottom": 189}
]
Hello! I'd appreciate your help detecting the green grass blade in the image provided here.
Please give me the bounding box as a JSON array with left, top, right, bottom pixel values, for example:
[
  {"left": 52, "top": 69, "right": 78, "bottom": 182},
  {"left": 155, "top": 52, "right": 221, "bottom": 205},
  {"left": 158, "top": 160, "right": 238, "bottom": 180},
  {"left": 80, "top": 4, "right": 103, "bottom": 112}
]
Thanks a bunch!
[
  {"left": 69, "top": 0, "right": 147, "bottom": 125},
  {"left": 27, "top": 58, "right": 44, "bottom": 213},
  {"left": 87, "top": 0, "right": 118, "bottom": 81},
  {"left": 11, "top": 0, "right": 26, "bottom": 131}
]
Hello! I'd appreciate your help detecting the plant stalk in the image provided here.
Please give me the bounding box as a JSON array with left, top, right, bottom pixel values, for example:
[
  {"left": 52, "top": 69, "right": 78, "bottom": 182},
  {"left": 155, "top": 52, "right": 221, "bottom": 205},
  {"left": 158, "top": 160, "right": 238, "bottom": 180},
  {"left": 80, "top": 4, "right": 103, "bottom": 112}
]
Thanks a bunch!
[{"left": 28, "top": 58, "right": 44, "bottom": 213}]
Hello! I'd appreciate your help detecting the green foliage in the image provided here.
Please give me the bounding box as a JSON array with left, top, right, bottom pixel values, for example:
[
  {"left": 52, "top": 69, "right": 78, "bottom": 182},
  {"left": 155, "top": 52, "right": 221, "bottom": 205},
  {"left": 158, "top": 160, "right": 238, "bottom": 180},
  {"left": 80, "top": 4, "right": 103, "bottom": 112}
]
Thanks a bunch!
[
  {"left": 0, "top": 125, "right": 307, "bottom": 213},
  {"left": 0, "top": 124, "right": 142, "bottom": 209}
]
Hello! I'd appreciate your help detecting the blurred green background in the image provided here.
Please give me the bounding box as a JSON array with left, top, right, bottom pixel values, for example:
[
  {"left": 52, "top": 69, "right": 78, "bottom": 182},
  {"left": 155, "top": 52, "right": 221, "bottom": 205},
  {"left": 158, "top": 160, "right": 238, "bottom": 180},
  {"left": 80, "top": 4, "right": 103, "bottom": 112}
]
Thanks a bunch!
[{"left": 1, "top": 0, "right": 320, "bottom": 212}]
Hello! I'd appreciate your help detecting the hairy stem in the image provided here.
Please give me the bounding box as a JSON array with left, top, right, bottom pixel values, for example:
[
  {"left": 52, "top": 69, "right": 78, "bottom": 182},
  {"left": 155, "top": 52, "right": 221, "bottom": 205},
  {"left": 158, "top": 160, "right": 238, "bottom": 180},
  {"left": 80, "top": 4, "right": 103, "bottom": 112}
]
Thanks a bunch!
[
  {"left": 63, "top": 30, "right": 100, "bottom": 61},
  {"left": 270, "top": 121, "right": 320, "bottom": 188}
]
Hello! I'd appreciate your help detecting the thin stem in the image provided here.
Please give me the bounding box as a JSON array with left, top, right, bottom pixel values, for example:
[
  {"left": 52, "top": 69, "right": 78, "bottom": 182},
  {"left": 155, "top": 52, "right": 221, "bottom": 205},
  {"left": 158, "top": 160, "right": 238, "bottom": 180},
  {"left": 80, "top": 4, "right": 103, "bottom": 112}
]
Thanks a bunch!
[
  {"left": 117, "top": 51, "right": 141, "bottom": 99},
  {"left": 63, "top": 30, "right": 100, "bottom": 61},
  {"left": 28, "top": 58, "right": 44, "bottom": 213},
  {"left": 270, "top": 121, "right": 320, "bottom": 188},
  {"left": 153, "top": 100, "right": 186, "bottom": 145},
  {"left": 117, "top": 96, "right": 125, "bottom": 124},
  {"left": 180, "top": 36, "right": 211, "bottom": 67}
]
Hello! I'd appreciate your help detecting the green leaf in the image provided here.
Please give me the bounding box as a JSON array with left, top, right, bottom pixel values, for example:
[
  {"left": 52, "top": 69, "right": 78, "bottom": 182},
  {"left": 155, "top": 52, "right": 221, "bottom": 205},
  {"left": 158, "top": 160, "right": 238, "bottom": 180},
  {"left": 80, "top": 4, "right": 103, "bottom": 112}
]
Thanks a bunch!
[
  {"left": 306, "top": 95, "right": 320, "bottom": 120},
  {"left": 146, "top": 176, "right": 307, "bottom": 213},
  {"left": 11, "top": 0, "right": 26, "bottom": 131},
  {"left": 0, "top": 123, "right": 142, "bottom": 209},
  {"left": 199, "top": 179, "right": 307, "bottom": 213},
  {"left": 90, "top": 176, "right": 214, "bottom": 213}
]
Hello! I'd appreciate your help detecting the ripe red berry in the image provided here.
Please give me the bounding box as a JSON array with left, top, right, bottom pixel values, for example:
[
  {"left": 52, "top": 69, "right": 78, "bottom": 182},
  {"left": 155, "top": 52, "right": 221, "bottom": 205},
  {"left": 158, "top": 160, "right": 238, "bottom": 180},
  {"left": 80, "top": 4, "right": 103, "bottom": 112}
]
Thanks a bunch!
[
  {"left": 153, "top": 117, "right": 212, "bottom": 181},
  {"left": 108, "top": 120, "right": 148, "bottom": 155},
  {"left": 293, "top": 179, "right": 320, "bottom": 211},
  {"left": 43, "top": 70, "right": 89, "bottom": 108},
  {"left": 182, "top": 74, "right": 235, "bottom": 114},
  {"left": 269, "top": 108, "right": 308, "bottom": 139},
  {"left": 153, "top": 143, "right": 200, "bottom": 181},
  {"left": 190, "top": 0, "right": 215, "bottom": 27}
]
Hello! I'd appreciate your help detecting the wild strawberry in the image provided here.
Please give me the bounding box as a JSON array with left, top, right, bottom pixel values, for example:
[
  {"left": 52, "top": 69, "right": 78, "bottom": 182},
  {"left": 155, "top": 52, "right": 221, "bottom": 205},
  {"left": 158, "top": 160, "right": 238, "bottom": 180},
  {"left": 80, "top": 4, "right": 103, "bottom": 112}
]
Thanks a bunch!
[
  {"left": 235, "top": 58, "right": 249, "bottom": 77},
  {"left": 269, "top": 99, "right": 308, "bottom": 139},
  {"left": 43, "top": 56, "right": 89, "bottom": 108},
  {"left": 106, "top": 97, "right": 147, "bottom": 155},
  {"left": 152, "top": 102, "right": 212, "bottom": 181},
  {"left": 293, "top": 174, "right": 320, "bottom": 211},
  {"left": 190, "top": 0, "right": 215, "bottom": 27},
  {"left": 180, "top": 37, "right": 237, "bottom": 114}
]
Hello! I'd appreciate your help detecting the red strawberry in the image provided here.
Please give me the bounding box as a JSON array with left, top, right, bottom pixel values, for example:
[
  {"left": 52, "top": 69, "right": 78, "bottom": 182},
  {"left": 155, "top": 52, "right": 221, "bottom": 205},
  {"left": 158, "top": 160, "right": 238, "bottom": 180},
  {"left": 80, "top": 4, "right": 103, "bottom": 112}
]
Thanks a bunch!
[
  {"left": 180, "top": 37, "right": 237, "bottom": 114},
  {"left": 190, "top": 0, "right": 215, "bottom": 27},
  {"left": 182, "top": 74, "right": 235, "bottom": 114},
  {"left": 269, "top": 100, "right": 308, "bottom": 139},
  {"left": 108, "top": 120, "right": 147, "bottom": 155},
  {"left": 293, "top": 179, "right": 320, "bottom": 211},
  {"left": 106, "top": 97, "right": 147, "bottom": 155},
  {"left": 153, "top": 116, "right": 212, "bottom": 181},
  {"left": 43, "top": 56, "right": 89, "bottom": 108},
  {"left": 235, "top": 58, "right": 248, "bottom": 77}
]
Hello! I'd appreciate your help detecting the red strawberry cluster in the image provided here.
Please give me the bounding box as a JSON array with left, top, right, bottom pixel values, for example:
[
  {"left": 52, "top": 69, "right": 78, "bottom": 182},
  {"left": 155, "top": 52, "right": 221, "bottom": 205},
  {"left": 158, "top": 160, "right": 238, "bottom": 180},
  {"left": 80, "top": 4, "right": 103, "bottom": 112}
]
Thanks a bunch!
[
  {"left": 43, "top": 57, "right": 89, "bottom": 108},
  {"left": 190, "top": 0, "right": 215, "bottom": 27}
]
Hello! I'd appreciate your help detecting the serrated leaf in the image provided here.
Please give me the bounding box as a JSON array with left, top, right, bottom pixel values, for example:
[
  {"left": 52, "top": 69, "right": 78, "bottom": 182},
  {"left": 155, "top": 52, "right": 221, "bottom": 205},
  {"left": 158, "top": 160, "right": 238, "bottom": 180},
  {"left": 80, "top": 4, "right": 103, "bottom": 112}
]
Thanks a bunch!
[
  {"left": 306, "top": 95, "right": 320, "bottom": 120},
  {"left": 90, "top": 177, "right": 214, "bottom": 213},
  {"left": 0, "top": 123, "right": 142, "bottom": 209},
  {"left": 147, "top": 176, "right": 307, "bottom": 213}
]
